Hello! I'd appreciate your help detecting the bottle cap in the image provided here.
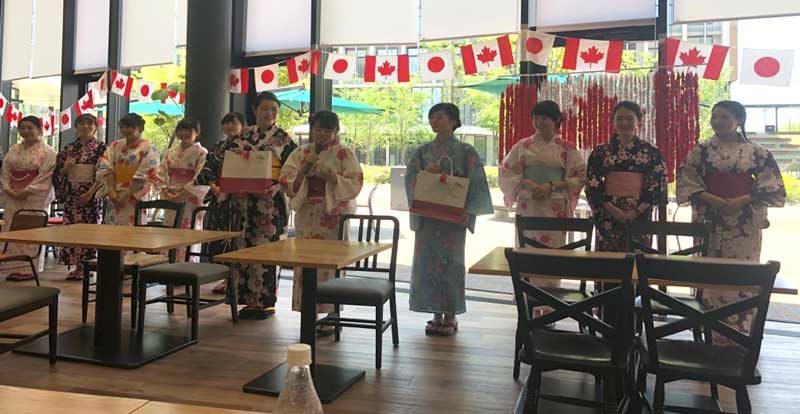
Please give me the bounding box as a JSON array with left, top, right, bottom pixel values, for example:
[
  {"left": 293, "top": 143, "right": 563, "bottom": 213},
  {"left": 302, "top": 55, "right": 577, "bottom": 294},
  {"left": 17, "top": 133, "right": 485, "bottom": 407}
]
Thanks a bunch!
[{"left": 286, "top": 343, "right": 312, "bottom": 367}]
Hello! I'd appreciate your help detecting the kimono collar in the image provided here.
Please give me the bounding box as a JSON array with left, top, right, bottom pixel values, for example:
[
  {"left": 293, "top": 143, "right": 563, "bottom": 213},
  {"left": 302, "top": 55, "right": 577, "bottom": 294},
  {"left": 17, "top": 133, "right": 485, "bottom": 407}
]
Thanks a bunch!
[
  {"left": 610, "top": 135, "right": 639, "bottom": 149},
  {"left": 315, "top": 137, "right": 340, "bottom": 151},
  {"left": 74, "top": 136, "right": 97, "bottom": 147},
  {"left": 432, "top": 135, "right": 457, "bottom": 147},
  {"left": 532, "top": 133, "right": 560, "bottom": 145},
  {"left": 710, "top": 133, "right": 746, "bottom": 146}
]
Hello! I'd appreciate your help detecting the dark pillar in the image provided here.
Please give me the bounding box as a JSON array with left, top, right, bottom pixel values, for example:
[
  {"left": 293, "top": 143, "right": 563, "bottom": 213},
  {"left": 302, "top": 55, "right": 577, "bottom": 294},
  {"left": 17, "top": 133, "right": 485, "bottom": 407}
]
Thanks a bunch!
[
  {"left": 185, "top": 0, "right": 233, "bottom": 149},
  {"left": 106, "top": 0, "right": 129, "bottom": 142},
  {"left": 229, "top": 0, "right": 248, "bottom": 125},
  {"left": 656, "top": 0, "right": 669, "bottom": 250},
  {"left": 310, "top": 0, "right": 331, "bottom": 113},
  {"left": 519, "top": 0, "right": 546, "bottom": 86},
  {"left": 0, "top": 0, "right": 10, "bottom": 153},
  {"left": 59, "top": 0, "right": 79, "bottom": 149}
]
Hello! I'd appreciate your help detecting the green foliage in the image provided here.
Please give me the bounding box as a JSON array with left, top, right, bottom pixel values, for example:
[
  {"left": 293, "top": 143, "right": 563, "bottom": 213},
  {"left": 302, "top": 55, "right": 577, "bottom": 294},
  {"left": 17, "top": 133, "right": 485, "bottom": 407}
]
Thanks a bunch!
[
  {"left": 143, "top": 111, "right": 180, "bottom": 151},
  {"left": 484, "top": 166, "right": 498, "bottom": 187},
  {"left": 698, "top": 67, "right": 732, "bottom": 140},
  {"left": 362, "top": 165, "right": 391, "bottom": 184},
  {"left": 783, "top": 173, "right": 800, "bottom": 204}
]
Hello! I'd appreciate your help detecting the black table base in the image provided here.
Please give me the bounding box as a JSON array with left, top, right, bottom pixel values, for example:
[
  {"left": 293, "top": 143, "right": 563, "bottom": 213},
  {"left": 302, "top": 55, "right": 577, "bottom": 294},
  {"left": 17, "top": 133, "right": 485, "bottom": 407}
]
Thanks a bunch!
[
  {"left": 13, "top": 325, "right": 195, "bottom": 369},
  {"left": 243, "top": 362, "right": 365, "bottom": 404}
]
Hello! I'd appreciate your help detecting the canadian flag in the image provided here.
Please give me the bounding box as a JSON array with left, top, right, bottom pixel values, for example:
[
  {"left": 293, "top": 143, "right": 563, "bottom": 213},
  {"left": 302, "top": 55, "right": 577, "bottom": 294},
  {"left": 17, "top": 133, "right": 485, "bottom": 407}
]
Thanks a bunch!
[
  {"left": 461, "top": 35, "right": 515, "bottom": 75},
  {"left": 287, "top": 51, "right": 320, "bottom": 84},
  {"left": 519, "top": 31, "right": 555, "bottom": 66},
  {"left": 420, "top": 51, "right": 455, "bottom": 82},
  {"left": 665, "top": 38, "right": 729, "bottom": 80},
  {"left": 138, "top": 81, "right": 155, "bottom": 102},
  {"left": 323, "top": 53, "right": 357, "bottom": 81},
  {"left": 364, "top": 55, "right": 410, "bottom": 83},
  {"left": 5, "top": 105, "right": 22, "bottom": 128},
  {"left": 75, "top": 89, "right": 97, "bottom": 115},
  {"left": 563, "top": 38, "right": 623, "bottom": 73},
  {"left": 229, "top": 68, "right": 249, "bottom": 94},
  {"left": 740, "top": 48, "right": 794, "bottom": 87},
  {"left": 60, "top": 107, "right": 73, "bottom": 132},
  {"left": 40, "top": 114, "right": 55, "bottom": 137},
  {"left": 110, "top": 71, "right": 134, "bottom": 98},
  {"left": 0, "top": 92, "right": 8, "bottom": 118},
  {"left": 254, "top": 64, "right": 280, "bottom": 92}
]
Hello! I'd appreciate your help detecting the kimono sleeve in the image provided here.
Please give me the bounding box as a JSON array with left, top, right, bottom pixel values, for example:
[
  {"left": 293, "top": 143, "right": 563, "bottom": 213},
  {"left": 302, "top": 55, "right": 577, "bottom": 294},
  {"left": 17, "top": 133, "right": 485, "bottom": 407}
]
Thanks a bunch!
[
  {"left": 96, "top": 142, "right": 116, "bottom": 180},
  {"left": 498, "top": 141, "right": 526, "bottom": 208},
  {"left": 404, "top": 144, "right": 425, "bottom": 209},
  {"left": 329, "top": 146, "right": 363, "bottom": 204},
  {"left": 27, "top": 146, "right": 57, "bottom": 193},
  {"left": 196, "top": 142, "right": 224, "bottom": 186},
  {"left": 463, "top": 145, "right": 494, "bottom": 224},
  {"left": 0, "top": 146, "right": 14, "bottom": 191},
  {"left": 752, "top": 146, "right": 786, "bottom": 208},
  {"left": 676, "top": 146, "right": 706, "bottom": 206},
  {"left": 131, "top": 143, "right": 161, "bottom": 200},
  {"left": 278, "top": 145, "right": 304, "bottom": 198},
  {"left": 639, "top": 145, "right": 667, "bottom": 207},
  {"left": 584, "top": 146, "right": 608, "bottom": 212},
  {"left": 53, "top": 147, "right": 70, "bottom": 201}
]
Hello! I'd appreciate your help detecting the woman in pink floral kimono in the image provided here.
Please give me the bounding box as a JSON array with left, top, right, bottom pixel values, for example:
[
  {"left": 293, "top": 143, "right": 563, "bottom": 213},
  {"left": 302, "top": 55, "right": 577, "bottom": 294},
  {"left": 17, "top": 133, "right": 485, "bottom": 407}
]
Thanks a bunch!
[{"left": 279, "top": 110, "right": 363, "bottom": 336}]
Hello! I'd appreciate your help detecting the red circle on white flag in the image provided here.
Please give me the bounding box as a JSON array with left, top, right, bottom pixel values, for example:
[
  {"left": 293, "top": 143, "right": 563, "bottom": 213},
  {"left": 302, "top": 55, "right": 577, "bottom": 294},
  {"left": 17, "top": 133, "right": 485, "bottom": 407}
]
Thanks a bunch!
[
  {"left": 428, "top": 57, "right": 445, "bottom": 73},
  {"left": 140, "top": 84, "right": 150, "bottom": 96},
  {"left": 61, "top": 114, "right": 70, "bottom": 125},
  {"left": 526, "top": 38, "right": 544, "bottom": 54},
  {"left": 754, "top": 57, "right": 781, "bottom": 78},
  {"left": 0, "top": 100, "right": 4, "bottom": 109},
  {"left": 333, "top": 59, "right": 349, "bottom": 74},
  {"left": 261, "top": 70, "right": 275, "bottom": 84}
]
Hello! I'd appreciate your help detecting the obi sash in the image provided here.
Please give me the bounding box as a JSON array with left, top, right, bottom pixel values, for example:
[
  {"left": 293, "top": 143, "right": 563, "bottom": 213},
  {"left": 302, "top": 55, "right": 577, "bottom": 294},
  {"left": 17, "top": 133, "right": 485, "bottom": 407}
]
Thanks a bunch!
[
  {"left": 68, "top": 164, "right": 96, "bottom": 183},
  {"left": 523, "top": 165, "right": 564, "bottom": 185},
  {"left": 307, "top": 176, "right": 327, "bottom": 198},
  {"left": 10, "top": 169, "right": 38, "bottom": 191},
  {"left": 704, "top": 171, "right": 753, "bottom": 198},
  {"left": 114, "top": 164, "right": 138, "bottom": 186},
  {"left": 169, "top": 167, "right": 196, "bottom": 186},
  {"left": 271, "top": 153, "right": 282, "bottom": 180},
  {"left": 605, "top": 172, "right": 643, "bottom": 198}
]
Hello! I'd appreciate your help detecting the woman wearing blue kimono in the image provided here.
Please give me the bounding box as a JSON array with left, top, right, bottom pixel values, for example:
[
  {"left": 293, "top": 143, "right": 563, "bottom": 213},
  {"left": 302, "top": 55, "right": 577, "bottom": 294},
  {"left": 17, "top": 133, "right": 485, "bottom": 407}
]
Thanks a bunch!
[{"left": 405, "top": 103, "right": 493, "bottom": 336}]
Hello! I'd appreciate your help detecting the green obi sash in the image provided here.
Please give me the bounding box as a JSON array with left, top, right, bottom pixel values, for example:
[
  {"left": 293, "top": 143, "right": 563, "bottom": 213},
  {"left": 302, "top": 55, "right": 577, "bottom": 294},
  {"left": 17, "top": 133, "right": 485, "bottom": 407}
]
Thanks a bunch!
[{"left": 523, "top": 165, "right": 564, "bottom": 184}]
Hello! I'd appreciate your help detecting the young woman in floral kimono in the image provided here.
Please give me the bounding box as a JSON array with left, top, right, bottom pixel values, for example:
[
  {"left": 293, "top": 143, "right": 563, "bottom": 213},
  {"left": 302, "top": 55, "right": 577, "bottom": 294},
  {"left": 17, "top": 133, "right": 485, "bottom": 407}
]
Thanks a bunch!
[
  {"left": 97, "top": 113, "right": 160, "bottom": 226},
  {"left": 499, "top": 100, "right": 587, "bottom": 296},
  {"left": 198, "top": 93, "right": 296, "bottom": 320},
  {"left": 585, "top": 101, "right": 667, "bottom": 252},
  {"left": 279, "top": 110, "right": 363, "bottom": 336},
  {"left": 405, "top": 103, "right": 494, "bottom": 336},
  {"left": 53, "top": 113, "right": 107, "bottom": 280},
  {"left": 677, "top": 100, "right": 786, "bottom": 344},
  {"left": 1, "top": 116, "right": 57, "bottom": 281},
  {"left": 158, "top": 117, "right": 209, "bottom": 261}
]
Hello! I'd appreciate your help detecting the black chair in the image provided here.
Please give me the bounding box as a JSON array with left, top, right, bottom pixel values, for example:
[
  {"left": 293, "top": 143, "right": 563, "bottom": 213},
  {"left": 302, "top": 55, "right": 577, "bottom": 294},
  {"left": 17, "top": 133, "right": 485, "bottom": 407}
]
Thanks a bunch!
[
  {"left": 136, "top": 206, "right": 240, "bottom": 341},
  {"left": 512, "top": 215, "right": 594, "bottom": 380},
  {"left": 82, "top": 200, "right": 184, "bottom": 329},
  {"left": 506, "top": 248, "right": 635, "bottom": 414},
  {"left": 0, "top": 285, "right": 59, "bottom": 364},
  {"left": 0, "top": 209, "right": 49, "bottom": 286},
  {"left": 316, "top": 214, "right": 400, "bottom": 369},
  {"left": 634, "top": 254, "right": 779, "bottom": 414}
]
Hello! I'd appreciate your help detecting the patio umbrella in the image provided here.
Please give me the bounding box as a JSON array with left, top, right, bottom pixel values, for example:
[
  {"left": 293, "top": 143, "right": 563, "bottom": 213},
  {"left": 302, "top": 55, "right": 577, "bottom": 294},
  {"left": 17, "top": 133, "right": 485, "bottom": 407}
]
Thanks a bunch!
[
  {"left": 274, "top": 89, "right": 384, "bottom": 115},
  {"left": 458, "top": 75, "right": 569, "bottom": 95},
  {"left": 97, "top": 100, "right": 185, "bottom": 116}
]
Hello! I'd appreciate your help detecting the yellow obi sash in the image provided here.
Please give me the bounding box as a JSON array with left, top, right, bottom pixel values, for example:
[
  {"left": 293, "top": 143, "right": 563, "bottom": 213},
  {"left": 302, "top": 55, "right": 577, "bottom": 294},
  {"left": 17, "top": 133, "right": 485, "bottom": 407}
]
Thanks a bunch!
[{"left": 115, "top": 164, "right": 138, "bottom": 186}]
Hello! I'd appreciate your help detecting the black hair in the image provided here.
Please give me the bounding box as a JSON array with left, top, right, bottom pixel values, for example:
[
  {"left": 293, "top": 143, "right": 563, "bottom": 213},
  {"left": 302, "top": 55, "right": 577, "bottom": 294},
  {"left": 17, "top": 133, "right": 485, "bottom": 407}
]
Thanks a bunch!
[
  {"left": 712, "top": 100, "right": 749, "bottom": 141},
  {"left": 220, "top": 111, "right": 246, "bottom": 126},
  {"left": 19, "top": 116, "right": 42, "bottom": 131},
  {"left": 119, "top": 113, "right": 146, "bottom": 129},
  {"left": 75, "top": 113, "right": 97, "bottom": 126},
  {"left": 531, "top": 100, "right": 563, "bottom": 128},
  {"left": 612, "top": 100, "right": 643, "bottom": 122},
  {"left": 308, "top": 110, "right": 340, "bottom": 132},
  {"left": 175, "top": 117, "right": 201, "bottom": 133},
  {"left": 428, "top": 102, "right": 462, "bottom": 131},
  {"left": 253, "top": 91, "right": 281, "bottom": 109}
]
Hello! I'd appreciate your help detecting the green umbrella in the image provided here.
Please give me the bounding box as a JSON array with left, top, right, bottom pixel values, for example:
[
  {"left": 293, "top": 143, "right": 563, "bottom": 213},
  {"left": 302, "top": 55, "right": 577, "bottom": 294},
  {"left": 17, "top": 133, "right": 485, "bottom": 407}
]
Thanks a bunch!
[
  {"left": 458, "top": 75, "right": 569, "bottom": 95},
  {"left": 274, "top": 89, "right": 384, "bottom": 115}
]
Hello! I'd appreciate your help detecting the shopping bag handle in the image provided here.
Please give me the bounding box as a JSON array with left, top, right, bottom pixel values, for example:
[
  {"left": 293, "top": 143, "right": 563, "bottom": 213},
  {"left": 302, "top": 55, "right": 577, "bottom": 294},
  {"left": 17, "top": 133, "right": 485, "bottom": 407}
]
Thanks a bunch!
[{"left": 437, "top": 156, "right": 454, "bottom": 176}]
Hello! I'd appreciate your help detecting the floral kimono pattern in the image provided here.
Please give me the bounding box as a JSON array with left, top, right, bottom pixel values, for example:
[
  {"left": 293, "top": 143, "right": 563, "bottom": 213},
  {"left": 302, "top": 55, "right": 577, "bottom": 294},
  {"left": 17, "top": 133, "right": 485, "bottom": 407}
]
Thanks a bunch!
[
  {"left": 279, "top": 140, "right": 364, "bottom": 313},
  {"left": 0, "top": 141, "right": 57, "bottom": 272},
  {"left": 97, "top": 139, "right": 160, "bottom": 226},
  {"left": 53, "top": 138, "right": 107, "bottom": 266},
  {"left": 677, "top": 135, "right": 785, "bottom": 341},
  {"left": 405, "top": 136, "right": 494, "bottom": 315},
  {"left": 585, "top": 136, "right": 666, "bottom": 252},
  {"left": 198, "top": 125, "right": 296, "bottom": 308}
]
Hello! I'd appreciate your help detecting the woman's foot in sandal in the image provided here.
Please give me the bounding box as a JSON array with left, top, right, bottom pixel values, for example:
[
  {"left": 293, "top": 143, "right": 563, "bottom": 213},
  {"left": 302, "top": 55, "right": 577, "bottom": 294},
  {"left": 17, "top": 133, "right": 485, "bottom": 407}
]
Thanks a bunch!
[
  {"left": 443, "top": 314, "right": 458, "bottom": 331},
  {"left": 316, "top": 324, "right": 336, "bottom": 337},
  {"left": 66, "top": 268, "right": 84, "bottom": 281},
  {"left": 425, "top": 321, "right": 456, "bottom": 336},
  {"left": 211, "top": 280, "right": 227, "bottom": 295}
]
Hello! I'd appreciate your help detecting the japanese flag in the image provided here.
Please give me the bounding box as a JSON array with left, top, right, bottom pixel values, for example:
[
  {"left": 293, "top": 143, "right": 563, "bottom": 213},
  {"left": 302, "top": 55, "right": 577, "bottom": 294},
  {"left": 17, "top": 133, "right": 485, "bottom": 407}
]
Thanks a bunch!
[
  {"left": 0, "top": 92, "right": 8, "bottom": 118},
  {"left": 420, "top": 51, "right": 454, "bottom": 82},
  {"left": 323, "top": 53, "right": 356, "bottom": 81},
  {"left": 40, "top": 114, "right": 55, "bottom": 137},
  {"left": 96, "top": 70, "right": 109, "bottom": 97},
  {"left": 229, "top": 68, "right": 250, "bottom": 94},
  {"left": 665, "top": 38, "right": 729, "bottom": 80},
  {"left": 60, "top": 107, "right": 73, "bottom": 132},
  {"left": 110, "top": 71, "right": 134, "bottom": 98},
  {"left": 740, "top": 49, "right": 794, "bottom": 87},
  {"left": 364, "top": 55, "right": 410, "bottom": 83},
  {"left": 519, "top": 31, "right": 555, "bottom": 66},
  {"left": 5, "top": 105, "right": 22, "bottom": 128},
  {"left": 287, "top": 51, "right": 320, "bottom": 84},
  {"left": 138, "top": 81, "right": 155, "bottom": 102},
  {"left": 75, "top": 89, "right": 97, "bottom": 115},
  {"left": 461, "top": 35, "right": 515, "bottom": 75},
  {"left": 254, "top": 64, "right": 280, "bottom": 92},
  {"left": 563, "top": 38, "right": 623, "bottom": 73}
]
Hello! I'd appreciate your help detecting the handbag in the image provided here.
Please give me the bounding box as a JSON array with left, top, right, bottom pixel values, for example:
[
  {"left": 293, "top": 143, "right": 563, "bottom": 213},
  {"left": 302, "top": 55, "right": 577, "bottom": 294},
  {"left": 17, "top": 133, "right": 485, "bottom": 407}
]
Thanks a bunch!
[{"left": 410, "top": 156, "right": 469, "bottom": 224}]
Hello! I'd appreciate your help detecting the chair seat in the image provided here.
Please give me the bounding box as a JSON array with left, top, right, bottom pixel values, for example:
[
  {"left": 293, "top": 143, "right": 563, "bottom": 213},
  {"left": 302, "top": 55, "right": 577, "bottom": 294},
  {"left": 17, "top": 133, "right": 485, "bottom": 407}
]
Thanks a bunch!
[
  {"left": 317, "top": 278, "right": 393, "bottom": 306},
  {"left": 0, "top": 286, "right": 60, "bottom": 317},
  {"left": 88, "top": 253, "right": 169, "bottom": 268},
  {"left": 641, "top": 338, "right": 760, "bottom": 384},
  {"left": 521, "top": 330, "right": 615, "bottom": 368},
  {"left": 635, "top": 293, "right": 706, "bottom": 314},
  {"left": 139, "top": 262, "right": 230, "bottom": 285},
  {"left": 527, "top": 287, "right": 590, "bottom": 306}
]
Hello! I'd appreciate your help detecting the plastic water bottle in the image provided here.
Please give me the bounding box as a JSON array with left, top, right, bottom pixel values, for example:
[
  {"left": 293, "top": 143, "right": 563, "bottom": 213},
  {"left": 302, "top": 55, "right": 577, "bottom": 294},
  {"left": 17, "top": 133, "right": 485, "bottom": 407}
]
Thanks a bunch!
[{"left": 273, "top": 343, "right": 323, "bottom": 414}]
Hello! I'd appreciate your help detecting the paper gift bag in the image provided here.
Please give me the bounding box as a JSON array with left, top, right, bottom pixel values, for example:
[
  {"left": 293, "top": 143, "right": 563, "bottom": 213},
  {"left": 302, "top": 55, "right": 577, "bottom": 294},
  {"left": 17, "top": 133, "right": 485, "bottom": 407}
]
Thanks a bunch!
[
  {"left": 410, "top": 158, "right": 469, "bottom": 224},
  {"left": 219, "top": 150, "right": 273, "bottom": 193},
  {"left": 68, "top": 164, "right": 96, "bottom": 183}
]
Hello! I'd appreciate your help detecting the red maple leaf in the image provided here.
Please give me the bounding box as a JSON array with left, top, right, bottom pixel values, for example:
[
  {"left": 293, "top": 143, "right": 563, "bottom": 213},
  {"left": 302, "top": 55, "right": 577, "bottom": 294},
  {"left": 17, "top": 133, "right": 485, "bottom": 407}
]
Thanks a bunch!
[
  {"left": 377, "top": 60, "right": 396, "bottom": 78},
  {"left": 115, "top": 78, "right": 125, "bottom": 89},
  {"left": 679, "top": 48, "right": 706, "bottom": 67},
  {"left": 580, "top": 46, "right": 605, "bottom": 67},
  {"left": 476, "top": 46, "right": 498, "bottom": 65},
  {"left": 297, "top": 59, "right": 310, "bottom": 73},
  {"left": 80, "top": 93, "right": 94, "bottom": 110},
  {"left": 229, "top": 73, "right": 239, "bottom": 87}
]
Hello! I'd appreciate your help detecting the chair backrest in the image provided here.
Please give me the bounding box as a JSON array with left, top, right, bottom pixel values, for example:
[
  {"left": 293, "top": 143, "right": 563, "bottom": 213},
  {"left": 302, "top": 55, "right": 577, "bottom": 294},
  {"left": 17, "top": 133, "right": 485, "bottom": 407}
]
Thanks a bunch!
[
  {"left": 3, "top": 210, "right": 49, "bottom": 257},
  {"left": 134, "top": 200, "right": 184, "bottom": 229},
  {"left": 635, "top": 253, "right": 779, "bottom": 377},
  {"left": 625, "top": 221, "right": 710, "bottom": 256},
  {"left": 515, "top": 216, "right": 593, "bottom": 251},
  {"left": 336, "top": 214, "right": 400, "bottom": 283},
  {"left": 505, "top": 248, "right": 635, "bottom": 363},
  {"left": 185, "top": 206, "right": 241, "bottom": 262}
]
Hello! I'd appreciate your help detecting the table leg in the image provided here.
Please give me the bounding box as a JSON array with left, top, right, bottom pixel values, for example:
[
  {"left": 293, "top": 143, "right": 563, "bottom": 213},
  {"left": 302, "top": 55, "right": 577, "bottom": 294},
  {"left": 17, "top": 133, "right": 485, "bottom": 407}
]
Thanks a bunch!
[{"left": 94, "top": 249, "right": 123, "bottom": 347}]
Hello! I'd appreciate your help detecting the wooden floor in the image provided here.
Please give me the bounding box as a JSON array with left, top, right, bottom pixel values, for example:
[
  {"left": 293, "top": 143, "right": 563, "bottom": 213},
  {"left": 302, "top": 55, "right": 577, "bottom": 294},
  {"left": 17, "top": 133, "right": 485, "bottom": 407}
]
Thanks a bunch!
[{"left": 2, "top": 269, "right": 800, "bottom": 413}]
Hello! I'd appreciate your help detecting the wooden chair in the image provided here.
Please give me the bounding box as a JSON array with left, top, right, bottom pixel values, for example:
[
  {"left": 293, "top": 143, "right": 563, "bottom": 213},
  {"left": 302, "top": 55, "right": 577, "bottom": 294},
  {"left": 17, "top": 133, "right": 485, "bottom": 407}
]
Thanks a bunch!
[
  {"left": 0, "top": 209, "right": 49, "bottom": 286},
  {"left": 82, "top": 200, "right": 184, "bottom": 329},
  {"left": 505, "top": 248, "right": 635, "bottom": 413},
  {"left": 45, "top": 201, "right": 64, "bottom": 259},
  {"left": 136, "top": 206, "right": 240, "bottom": 341},
  {"left": 634, "top": 254, "right": 780, "bottom": 414},
  {"left": 512, "top": 215, "right": 594, "bottom": 380},
  {"left": 316, "top": 214, "right": 400, "bottom": 369},
  {"left": 0, "top": 285, "right": 59, "bottom": 364}
]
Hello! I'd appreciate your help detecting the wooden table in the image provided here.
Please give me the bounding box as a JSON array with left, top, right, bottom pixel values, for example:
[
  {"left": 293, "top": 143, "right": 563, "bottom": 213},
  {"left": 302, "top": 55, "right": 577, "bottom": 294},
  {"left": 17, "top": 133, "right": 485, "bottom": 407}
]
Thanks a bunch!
[
  {"left": 216, "top": 238, "right": 391, "bottom": 403},
  {"left": 0, "top": 223, "right": 239, "bottom": 368},
  {"left": 469, "top": 246, "right": 798, "bottom": 295}
]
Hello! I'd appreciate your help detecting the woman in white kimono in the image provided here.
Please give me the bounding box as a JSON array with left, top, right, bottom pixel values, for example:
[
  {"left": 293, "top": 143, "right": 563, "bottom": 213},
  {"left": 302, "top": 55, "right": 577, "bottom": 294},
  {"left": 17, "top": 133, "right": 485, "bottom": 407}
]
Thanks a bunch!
[
  {"left": 97, "top": 113, "right": 160, "bottom": 226},
  {"left": 1, "top": 116, "right": 57, "bottom": 281},
  {"left": 279, "top": 110, "right": 363, "bottom": 336}
]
